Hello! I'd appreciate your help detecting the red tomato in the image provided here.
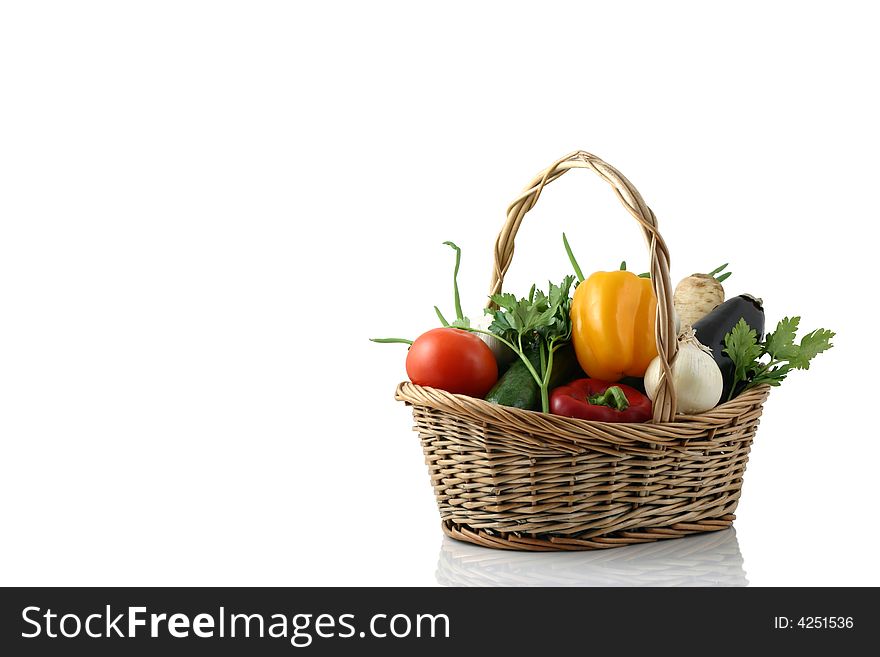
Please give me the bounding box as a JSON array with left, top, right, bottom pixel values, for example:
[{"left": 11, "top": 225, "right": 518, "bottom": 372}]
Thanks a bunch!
[{"left": 406, "top": 327, "right": 498, "bottom": 397}]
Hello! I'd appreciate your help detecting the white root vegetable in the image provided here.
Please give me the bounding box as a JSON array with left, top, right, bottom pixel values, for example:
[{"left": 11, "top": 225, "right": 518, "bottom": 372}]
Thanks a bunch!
[
  {"left": 644, "top": 329, "right": 723, "bottom": 414},
  {"left": 673, "top": 264, "right": 731, "bottom": 328}
]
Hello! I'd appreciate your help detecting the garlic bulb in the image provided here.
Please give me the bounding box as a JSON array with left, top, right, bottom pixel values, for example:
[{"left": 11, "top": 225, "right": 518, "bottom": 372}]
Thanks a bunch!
[{"left": 644, "top": 329, "right": 722, "bottom": 414}]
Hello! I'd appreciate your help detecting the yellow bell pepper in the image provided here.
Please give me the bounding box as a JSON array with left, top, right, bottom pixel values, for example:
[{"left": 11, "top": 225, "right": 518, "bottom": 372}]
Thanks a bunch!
[{"left": 570, "top": 270, "right": 658, "bottom": 381}]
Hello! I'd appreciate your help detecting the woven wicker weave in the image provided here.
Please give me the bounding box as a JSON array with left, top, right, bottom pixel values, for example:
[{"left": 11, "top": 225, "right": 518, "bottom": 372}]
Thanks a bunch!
[{"left": 395, "top": 150, "right": 769, "bottom": 551}]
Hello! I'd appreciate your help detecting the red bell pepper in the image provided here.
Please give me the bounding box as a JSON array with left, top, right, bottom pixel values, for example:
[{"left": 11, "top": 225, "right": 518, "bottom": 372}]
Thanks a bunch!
[{"left": 549, "top": 378, "right": 652, "bottom": 423}]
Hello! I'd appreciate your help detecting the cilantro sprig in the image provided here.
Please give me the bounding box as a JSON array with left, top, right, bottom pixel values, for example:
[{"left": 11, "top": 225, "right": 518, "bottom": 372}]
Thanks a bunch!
[
  {"left": 723, "top": 317, "right": 835, "bottom": 399},
  {"left": 483, "top": 276, "right": 576, "bottom": 413}
]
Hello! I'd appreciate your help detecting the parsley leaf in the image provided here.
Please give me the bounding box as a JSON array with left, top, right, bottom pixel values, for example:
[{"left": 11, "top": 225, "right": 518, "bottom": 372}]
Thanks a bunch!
[
  {"left": 722, "top": 316, "right": 834, "bottom": 399},
  {"left": 750, "top": 363, "right": 794, "bottom": 388},
  {"left": 723, "top": 319, "right": 762, "bottom": 393},
  {"left": 790, "top": 328, "right": 835, "bottom": 370},
  {"left": 763, "top": 316, "right": 800, "bottom": 361},
  {"left": 487, "top": 275, "right": 575, "bottom": 412}
]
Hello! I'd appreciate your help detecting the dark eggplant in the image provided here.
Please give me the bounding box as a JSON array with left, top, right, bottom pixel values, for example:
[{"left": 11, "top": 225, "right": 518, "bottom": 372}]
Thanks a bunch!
[{"left": 692, "top": 294, "right": 765, "bottom": 402}]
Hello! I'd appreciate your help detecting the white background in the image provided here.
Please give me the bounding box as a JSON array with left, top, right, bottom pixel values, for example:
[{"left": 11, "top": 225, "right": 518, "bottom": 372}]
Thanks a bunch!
[{"left": 1, "top": 1, "right": 877, "bottom": 586}]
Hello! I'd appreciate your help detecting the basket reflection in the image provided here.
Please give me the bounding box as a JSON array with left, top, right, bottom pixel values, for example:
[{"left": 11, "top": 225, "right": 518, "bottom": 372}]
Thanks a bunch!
[{"left": 437, "top": 528, "right": 747, "bottom": 587}]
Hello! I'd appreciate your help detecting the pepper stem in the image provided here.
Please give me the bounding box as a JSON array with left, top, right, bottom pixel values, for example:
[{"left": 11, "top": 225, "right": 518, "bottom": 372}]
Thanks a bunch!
[{"left": 588, "top": 386, "right": 629, "bottom": 411}]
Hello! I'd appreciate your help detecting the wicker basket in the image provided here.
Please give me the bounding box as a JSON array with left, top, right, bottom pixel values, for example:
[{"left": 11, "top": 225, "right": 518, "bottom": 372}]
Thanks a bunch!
[{"left": 395, "top": 150, "right": 770, "bottom": 551}]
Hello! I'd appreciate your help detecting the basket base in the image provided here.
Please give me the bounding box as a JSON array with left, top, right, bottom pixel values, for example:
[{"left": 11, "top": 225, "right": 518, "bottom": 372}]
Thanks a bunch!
[{"left": 442, "top": 515, "right": 736, "bottom": 552}]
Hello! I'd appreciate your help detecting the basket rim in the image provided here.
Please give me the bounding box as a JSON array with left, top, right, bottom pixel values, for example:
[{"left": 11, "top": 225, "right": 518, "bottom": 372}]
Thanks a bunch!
[{"left": 395, "top": 381, "right": 770, "bottom": 449}]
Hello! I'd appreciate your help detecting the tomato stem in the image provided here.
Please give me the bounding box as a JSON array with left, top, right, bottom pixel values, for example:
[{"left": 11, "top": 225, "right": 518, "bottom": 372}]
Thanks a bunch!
[
  {"left": 434, "top": 306, "right": 450, "bottom": 327},
  {"left": 369, "top": 337, "right": 414, "bottom": 345},
  {"left": 442, "top": 241, "right": 465, "bottom": 321}
]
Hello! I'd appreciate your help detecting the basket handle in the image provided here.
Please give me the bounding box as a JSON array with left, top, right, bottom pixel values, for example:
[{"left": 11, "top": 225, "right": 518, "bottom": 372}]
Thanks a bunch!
[{"left": 487, "top": 150, "right": 678, "bottom": 422}]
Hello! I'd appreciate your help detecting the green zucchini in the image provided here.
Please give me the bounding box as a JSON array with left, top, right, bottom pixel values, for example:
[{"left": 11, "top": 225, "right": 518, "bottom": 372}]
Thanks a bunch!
[
  {"left": 485, "top": 344, "right": 581, "bottom": 410},
  {"left": 484, "top": 348, "right": 541, "bottom": 409}
]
